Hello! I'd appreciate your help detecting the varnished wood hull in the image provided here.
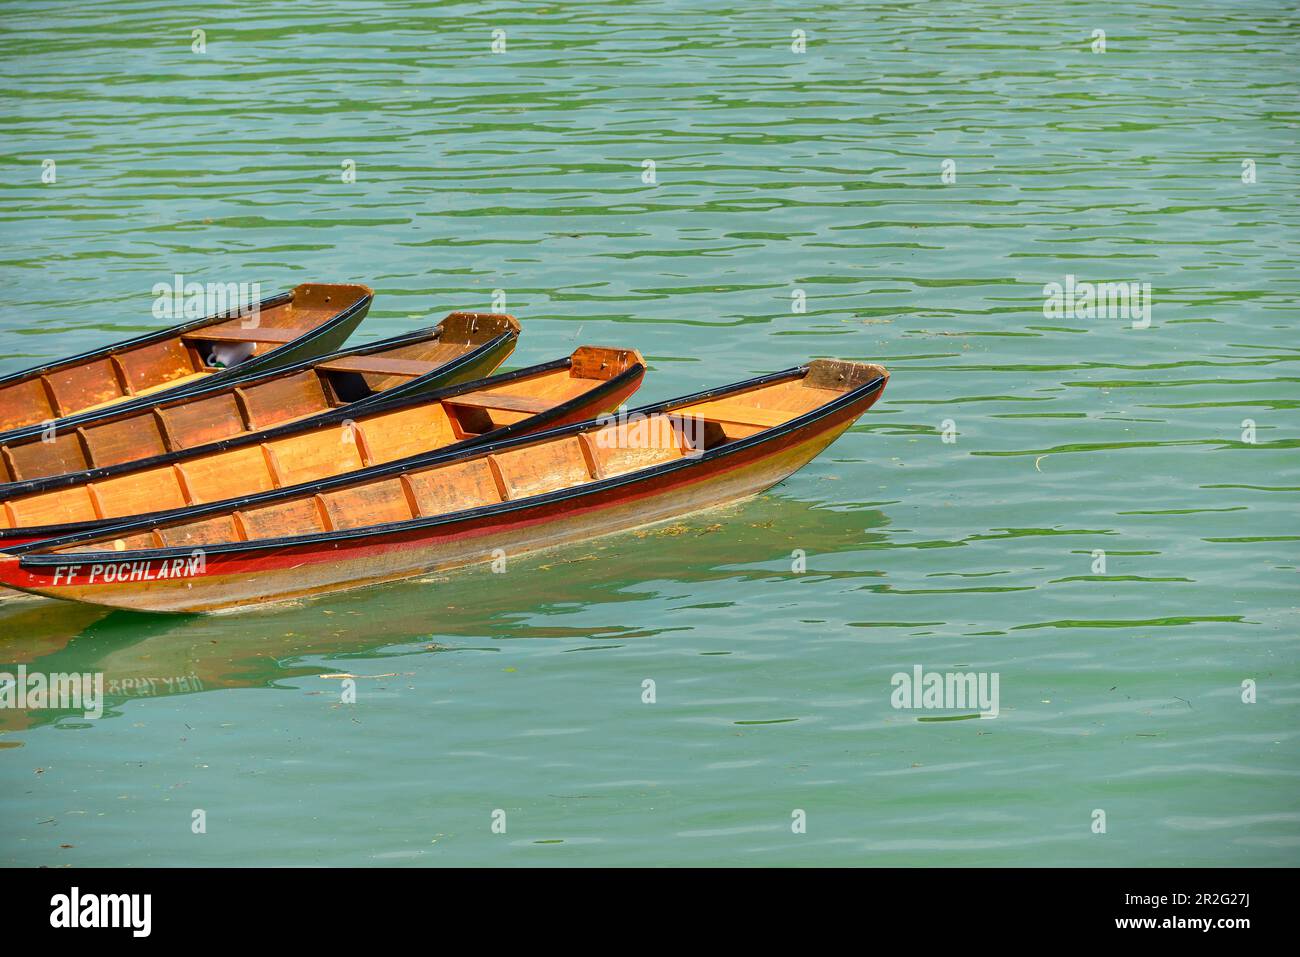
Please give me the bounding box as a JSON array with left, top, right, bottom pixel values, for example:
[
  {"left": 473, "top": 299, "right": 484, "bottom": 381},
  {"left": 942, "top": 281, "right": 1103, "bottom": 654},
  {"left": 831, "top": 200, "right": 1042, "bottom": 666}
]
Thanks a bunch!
[
  {"left": 0, "top": 283, "right": 373, "bottom": 435},
  {"left": 0, "top": 362, "right": 886, "bottom": 613},
  {"left": 0, "top": 313, "right": 520, "bottom": 485},
  {"left": 0, "top": 347, "right": 645, "bottom": 547},
  {"left": 0, "top": 347, "right": 643, "bottom": 604}
]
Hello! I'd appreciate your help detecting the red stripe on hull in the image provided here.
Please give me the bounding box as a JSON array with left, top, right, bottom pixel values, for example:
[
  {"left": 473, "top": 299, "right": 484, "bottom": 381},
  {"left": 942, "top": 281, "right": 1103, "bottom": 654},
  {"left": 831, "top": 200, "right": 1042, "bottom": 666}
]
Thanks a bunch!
[{"left": 0, "top": 392, "right": 867, "bottom": 613}]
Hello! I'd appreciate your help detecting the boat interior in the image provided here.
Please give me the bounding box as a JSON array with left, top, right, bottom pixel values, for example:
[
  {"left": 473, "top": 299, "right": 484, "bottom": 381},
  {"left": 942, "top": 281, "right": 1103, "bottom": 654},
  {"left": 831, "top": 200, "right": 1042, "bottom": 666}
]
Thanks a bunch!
[
  {"left": 0, "top": 346, "right": 642, "bottom": 534},
  {"left": 0, "top": 284, "right": 371, "bottom": 433},
  {"left": 42, "top": 359, "right": 886, "bottom": 555},
  {"left": 0, "top": 312, "right": 520, "bottom": 485}
]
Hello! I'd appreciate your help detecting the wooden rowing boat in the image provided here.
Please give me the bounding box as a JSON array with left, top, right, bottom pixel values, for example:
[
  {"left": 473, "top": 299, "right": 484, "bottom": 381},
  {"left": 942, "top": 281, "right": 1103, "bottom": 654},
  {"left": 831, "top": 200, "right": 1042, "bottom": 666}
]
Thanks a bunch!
[
  {"left": 0, "top": 359, "right": 888, "bottom": 613},
  {"left": 0, "top": 283, "right": 373, "bottom": 435},
  {"left": 0, "top": 311, "right": 521, "bottom": 486},
  {"left": 0, "top": 346, "right": 644, "bottom": 550}
]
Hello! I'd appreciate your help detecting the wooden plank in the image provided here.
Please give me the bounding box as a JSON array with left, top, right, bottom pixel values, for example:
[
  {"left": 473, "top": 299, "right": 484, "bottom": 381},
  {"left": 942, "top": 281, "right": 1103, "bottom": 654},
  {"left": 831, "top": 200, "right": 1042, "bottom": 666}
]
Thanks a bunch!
[
  {"left": 351, "top": 422, "right": 375, "bottom": 466},
  {"left": 93, "top": 467, "right": 188, "bottom": 518},
  {"left": 85, "top": 483, "right": 107, "bottom": 520},
  {"left": 47, "top": 359, "right": 129, "bottom": 413},
  {"left": 262, "top": 445, "right": 285, "bottom": 488},
  {"left": 156, "top": 392, "right": 246, "bottom": 451},
  {"left": 122, "top": 371, "right": 208, "bottom": 400},
  {"left": 445, "top": 391, "right": 554, "bottom": 415},
  {"left": 153, "top": 409, "right": 180, "bottom": 451},
  {"left": 159, "top": 515, "right": 240, "bottom": 548},
  {"left": 239, "top": 372, "right": 328, "bottom": 429},
  {"left": 182, "top": 326, "right": 312, "bottom": 345},
  {"left": 74, "top": 428, "right": 96, "bottom": 467},
  {"left": 303, "top": 494, "right": 341, "bottom": 537},
  {"left": 232, "top": 387, "right": 256, "bottom": 430},
  {"left": 0, "top": 377, "right": 57, "bottom": 432},
  {"left": 577, "top": 432, "right": 605, "bottom": 480},
  {"left": 317, "top": 356, "right": 435, "bottom": 378},
  {"left": 398, "top": 475, "right": 422, "bottom": 518},
  {"left": 172, "top": 464, "right": 197, "bottom": 506},
  {"left": 403, "top": 460, "right": 500, "bottom": 516},
  {"left": 319, "top": 481, "right": 412, "bottom": 530},
  {"left": 178, "top": 445, "right": 276, "bottom": 502},
  {"left": 313, "top": 494, "right": 335, "bottom": 531},
  {"left": 492, "top": 438, "right": 591, "bottom": 499},
  {"left": 109, "top": 355, "right": 136, "bottom": 396},
  {"left": 265, "top": 429, "right": 365, "bottom": 488},
  {"left": 689, "top": 400, "right": 789, "bottom": 429},
  {"left": 4, "top": 433, "right": 89, "bottom": 481},
  {"left": 39, "top": 375, "right": 65, "bottom": 417},
  {"left": 115, "top": 339, "right": 197, "bottom": 394},
  {"left": 485, "top": 455, "right": 511, "bottom": 501},
  {"left": 1, "top": 446, "right": 19, "bottom": 483},
  {"left": 4, "top": 484, "right": 98, "bottom": 528},
  {"left": 79, "top": 417, "right": 168, "bottom": 469},
  {"left": 438, "top": 312, "right": 519, "bottom": 343}
]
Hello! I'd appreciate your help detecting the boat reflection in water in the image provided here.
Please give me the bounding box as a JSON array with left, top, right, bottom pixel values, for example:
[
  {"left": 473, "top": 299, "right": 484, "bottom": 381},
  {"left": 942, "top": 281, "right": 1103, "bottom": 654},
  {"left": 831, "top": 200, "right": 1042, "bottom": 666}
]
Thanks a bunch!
[{"left": 0, "top": 495, "right": 888, "bottom": 735}]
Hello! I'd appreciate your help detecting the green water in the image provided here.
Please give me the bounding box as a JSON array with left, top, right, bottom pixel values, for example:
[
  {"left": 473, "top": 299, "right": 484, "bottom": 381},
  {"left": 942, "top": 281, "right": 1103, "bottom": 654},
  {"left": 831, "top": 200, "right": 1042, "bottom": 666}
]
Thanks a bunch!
[{"left": 1, "top": 0, "right": 1297, "bottom": 866}]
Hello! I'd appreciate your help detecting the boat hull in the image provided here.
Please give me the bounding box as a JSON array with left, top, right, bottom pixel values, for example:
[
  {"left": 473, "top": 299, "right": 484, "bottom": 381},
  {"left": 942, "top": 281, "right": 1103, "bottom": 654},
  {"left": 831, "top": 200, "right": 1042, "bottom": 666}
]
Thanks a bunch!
[
  {"left": 0, "top": 352, "right": 644, "bottom": 552},
  {"left": 0, "top": 283, "right": 373, "bottom": 438},
  {"left": 0, "top": 398, "right": 859, "bottom": 613},
  {"left": 0, "top": 348, "right": 647, "bottom": 605},
  {"left": 0, "top": 317, "right": 518, "bottom": 486},
  {"left": 0, "top": 536, "right": 40, "bottom": 600}
]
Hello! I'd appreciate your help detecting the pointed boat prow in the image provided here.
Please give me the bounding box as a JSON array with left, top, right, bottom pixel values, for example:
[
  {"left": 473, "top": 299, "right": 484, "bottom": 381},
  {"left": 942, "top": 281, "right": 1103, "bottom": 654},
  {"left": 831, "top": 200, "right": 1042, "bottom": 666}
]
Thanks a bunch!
[
  {"left": 803, "top": 358, "right": 890, "bottom": 392},
  {"left": 0, "top": 553, "right": 36, "bottom": 599},
  {"left": 433, "top": 311, "right": 521, "bottom": 344},
  {"left": 569, "top": 346, "right": 645, "bottom": 380}
]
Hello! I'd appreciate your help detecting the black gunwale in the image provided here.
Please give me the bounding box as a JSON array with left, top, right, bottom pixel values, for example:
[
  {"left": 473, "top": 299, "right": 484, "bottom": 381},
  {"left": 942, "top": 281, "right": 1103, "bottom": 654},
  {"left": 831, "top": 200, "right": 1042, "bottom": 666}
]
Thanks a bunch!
[
  {"left": 0, "top": 342, "right": 547, "bottom": 500},
  {"left": 0, "top": 287, "right": 375, "bottom": 444},
  {"left": 0, "top": 355, "right": 645, "bottom": 540},
  {"left": 0, "top": 291, "right": 294, "bottom": 388},
  {"left": 0, "top": 312, "right": 511, "bottom": 454},
  {"left": 12, "top": 369, "right": 886, "bottom": 567}
]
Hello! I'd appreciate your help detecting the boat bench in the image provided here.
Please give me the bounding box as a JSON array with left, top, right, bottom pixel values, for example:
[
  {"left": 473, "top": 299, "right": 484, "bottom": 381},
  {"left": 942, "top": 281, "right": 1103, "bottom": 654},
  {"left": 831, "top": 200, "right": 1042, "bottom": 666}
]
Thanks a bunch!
[
  {"left": 317, "top": 356, "right": 435, "bottom": 378},
  {"left": 183, "top": 326, "right": 315, "bottom": 345},
  {"left": 690, "top": 401, "right": 789, "bottom": 430},
  {"left": 445, "top": 390, "right": 554, "bottom": 415}
]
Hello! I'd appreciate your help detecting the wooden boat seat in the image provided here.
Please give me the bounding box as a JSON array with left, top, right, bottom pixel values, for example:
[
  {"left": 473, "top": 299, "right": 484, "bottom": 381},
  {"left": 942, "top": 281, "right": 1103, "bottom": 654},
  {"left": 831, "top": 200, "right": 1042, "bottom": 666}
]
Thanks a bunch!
[
  {"left": 183, "top": 326, "right": 314, "bottom": 345},
  {"left": 692, "top": 401, "right": 789, "bottom": 429},
  {"left": 316, "top": 356, "right": 435, "bottom": 378},
  {"left": 444, "top": 390, "right": 554, "bottom": 415}
]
